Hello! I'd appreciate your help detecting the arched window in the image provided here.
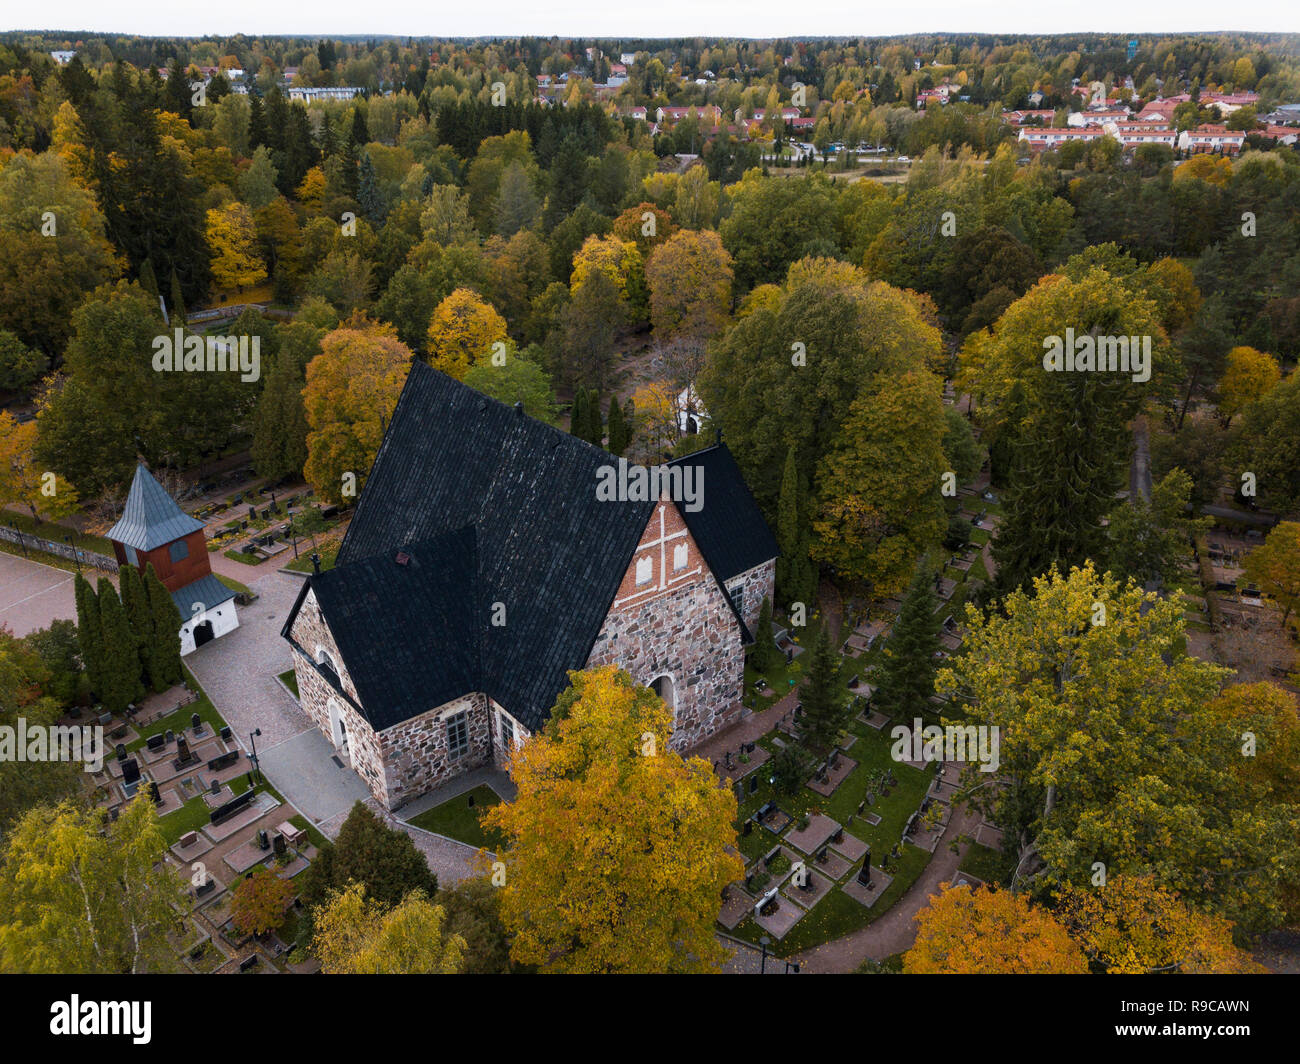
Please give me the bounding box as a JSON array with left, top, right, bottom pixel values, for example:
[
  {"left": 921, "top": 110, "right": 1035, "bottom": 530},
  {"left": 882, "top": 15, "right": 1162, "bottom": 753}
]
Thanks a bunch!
[
  {"left": 650, "top": 674, "right": 675, "bottom": 711},
  {"left": 317, "top": 649, "right": 340, "bottom": 690}
]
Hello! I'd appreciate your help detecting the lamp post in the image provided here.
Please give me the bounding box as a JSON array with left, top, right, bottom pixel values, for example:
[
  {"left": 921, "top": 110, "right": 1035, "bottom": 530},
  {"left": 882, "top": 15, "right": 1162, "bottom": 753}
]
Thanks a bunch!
[
  {"left": 249, "top": 727, "right": 262, "bottom": 784},
  {"left": 759, "top": 935, "right": 770, "bottom": 975},
  {"left": 10, "top": 521, "right": 27, "bottom": 557},
  {"left": 65, "top": 535, "right": 81, "bottom": 572}
]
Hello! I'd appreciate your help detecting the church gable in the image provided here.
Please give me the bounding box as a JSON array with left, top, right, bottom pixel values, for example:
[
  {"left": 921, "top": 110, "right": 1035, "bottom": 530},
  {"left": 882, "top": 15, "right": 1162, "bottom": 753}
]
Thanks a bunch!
[{"left": 587, "top": 499, "right": 747, "bottom": 749}]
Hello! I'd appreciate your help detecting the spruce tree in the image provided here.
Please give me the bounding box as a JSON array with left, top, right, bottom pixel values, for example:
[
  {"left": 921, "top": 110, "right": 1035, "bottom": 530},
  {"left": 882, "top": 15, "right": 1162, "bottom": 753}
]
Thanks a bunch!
[
  {"left": 797, "top": 622, "right": 847, "bottom": 755},
  {"left": 251, "top": 354, "right": 309, "bottom": 481},
  {"left": 96, "top": 578, "right": 144, "bottom": 713},
  {"left": 137, "top": 258, "right": 159, "bottom": 300},
  {"left": 606, "top": 395, "right": 628, "bottom": 456},
  {"left": 776, "top": 446, "right": 799, "bottom": 602},
  {"left": 118, "top": 564, "right": 154, "bottom": 690},
  {"left": 751, "top": 595, "right": 777, "bottom": 672},
  {"left": 570, "top": 388, "right": 588, "bottom": 441},
  {"left": 357, "top": 151, "right": 384, "bottom": 224},
  {"left": 73, "top": 572, "right": 104, "bottom": 700},
  {"left": 168, "top": 267, "right": 187, "bottom": 325},
  {"left": 248, "top": 91, "right": 268, "bottom": 150},
  {"left": 143, "top": 563, "right": 185, "bottom": 688},
  {"left": 873, "top": 565, "right": 941, "bottom": 723}
]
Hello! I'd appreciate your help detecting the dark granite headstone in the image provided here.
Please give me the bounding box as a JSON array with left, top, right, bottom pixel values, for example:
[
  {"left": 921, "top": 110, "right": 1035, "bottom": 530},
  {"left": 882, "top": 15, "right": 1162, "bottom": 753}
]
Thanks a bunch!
[
  {"left": 219, "top": 725, "right": 233, "bottom": 742},
  {"left": 273, "top": 833, "right": 287, "bottom": 856},
  {"left": 742, "top": 818, "right": 752, "bottom": 836},
  {"left": 121, "top": 758, "right": 141, "bottom": 785},
  {"left": 146, "top": 733, "right": 167, "bottom": 752},
  {"left": 148, "top": 780, "right": 161, "bottom": 804},
  {"left": 115, "top": 743, "right": 127, "bottom": 762},
  {"left": 258, "top": 829, "right": 269, "bottom": 850},
  {"left": 857, "top": 850, "right": 873, "bottom": 886}
]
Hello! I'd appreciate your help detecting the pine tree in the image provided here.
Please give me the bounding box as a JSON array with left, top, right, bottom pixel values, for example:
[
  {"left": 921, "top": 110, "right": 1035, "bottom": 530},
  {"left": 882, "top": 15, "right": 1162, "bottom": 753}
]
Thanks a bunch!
[
  {"left": 350, "top": 107, "right": 370, "bottom": 147},
  {"left": 73, "top": 572, "right": 104, "bottom": 700},
  {"left": 606, "top": 395, "right": 628, "bottom": 456},
  {"left": 798, "top": 622, "right": 846, "bottom": 755},
  {"left": 118, "top": 564, "right": 154, "bottom": 689},
  {"left": 143, "top": 563, "right": 185, "bottom": 688},
  {"left": 96, "top": 578, "right": 143, "bottom": 713},
  {"left": 873, "top": 564, "right": 941, "bottom": 722}
]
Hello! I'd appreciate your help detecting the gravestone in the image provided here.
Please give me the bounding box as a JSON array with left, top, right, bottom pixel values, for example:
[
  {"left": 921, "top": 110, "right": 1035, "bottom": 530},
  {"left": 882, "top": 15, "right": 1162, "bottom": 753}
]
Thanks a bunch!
[
  {"left": 146, "top": 733, "right": 167, "bottom": 752},
  {"left": 742, "top": 819, "right": 752, "bottom": 837},
  {"left": 165, "top": 729, "right": 174, "bottom": 745},
  {"left": 179, "top": 830, "right": 198, "bottom": 848},
  {"left": 191, "top": 712, "right": 204, "bottom": 735},
  {"left": 257, "top": 829, "right": 270, "bottom": 850},
  {"left": 830, "top": 827, "right": 844, "bottom": 844},
  {"left": 120, "top": 758, "right": 141, "bottom": 785},
  {"left": 239, "top": 954, "right": 258, "bottom": 971},
  {"left": 857, "top": 850, "right": 873, "bottom": 886},
  {"left": 115, "top": 743, "right": 127, "bottom": 762},
  {"left": 749, "top": 776, "right": 759, "bottom": 795},
  {"left": 273, "top": 833, "right": 287, "bottom": 857},
  {"left": 195, "top": 877, "right": 216, "bottom": 898},
  {"left": 210, "top": 779, "right": 221, "bottom": 796},
  {"left": 220, "top": 726, "right": 233, "bottom": 742},
  {"left": 207, "top": 750, "right": 238, "bottom": 771},
  {"left": 173, "top": 735, "right": 198, "bottom": 771},
  {"left": 148, "top": 781, "right": 162, "bottom": 804}
]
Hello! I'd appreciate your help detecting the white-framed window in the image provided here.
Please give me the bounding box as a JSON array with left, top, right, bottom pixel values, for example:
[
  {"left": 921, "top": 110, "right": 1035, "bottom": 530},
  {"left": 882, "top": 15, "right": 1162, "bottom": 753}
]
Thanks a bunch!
[
  {"left": 673, "top": 543, "right": 688, "bottom": 571},
  {"left": 169, "top": 539, "right": 189, "bottom": 563},
  {"left": 447, "top": 711, "right": 469, "bottom": 759},
  {"left": 635, "top": 556, "right": 653, "bottom": 586},
  {"left": 499, "top": 712, "right": 515, "bottom": 749}
]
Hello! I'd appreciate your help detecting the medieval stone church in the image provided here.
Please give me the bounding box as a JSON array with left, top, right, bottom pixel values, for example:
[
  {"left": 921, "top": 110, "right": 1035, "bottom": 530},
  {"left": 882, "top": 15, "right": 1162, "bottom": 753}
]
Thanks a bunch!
[{"left": 282, "top": 362, "right": 777, "bottom": 810}]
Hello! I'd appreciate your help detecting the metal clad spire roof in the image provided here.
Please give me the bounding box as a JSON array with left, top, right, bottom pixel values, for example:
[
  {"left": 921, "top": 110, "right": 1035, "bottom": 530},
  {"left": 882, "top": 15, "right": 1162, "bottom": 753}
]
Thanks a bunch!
[{"left": 106, "top": 464, "right": 206, "bottom": 552}]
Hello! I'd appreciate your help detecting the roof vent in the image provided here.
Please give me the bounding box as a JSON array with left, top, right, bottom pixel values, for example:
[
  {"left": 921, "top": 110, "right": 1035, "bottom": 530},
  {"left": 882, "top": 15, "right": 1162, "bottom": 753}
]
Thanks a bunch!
[
  {"left": 395, "top": 551, "right": 410, "bottom": 566},
  {"left": 477, "top": 398, "right": 488, "bottom": 411},
  {"left": 514, "top": 401, "right": 524, "bottom": 417}
]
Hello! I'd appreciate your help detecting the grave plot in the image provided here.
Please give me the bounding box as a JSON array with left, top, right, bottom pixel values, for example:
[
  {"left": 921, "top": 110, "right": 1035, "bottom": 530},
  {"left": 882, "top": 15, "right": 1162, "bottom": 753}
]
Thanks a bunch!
[
  {"left": 781, "top": 865, "right": 834, "bottom": 910},
  {"left": 783, "top": 813, "right": 841, "bottom": 856},
  {"left": 751, "top": 885, "right": 805, "bottom": 940},
  {"left": 714, "top": 740, "right": 770, "bottom": 784},
  {"left": 841, "top": 854, "right": 894, "bottom": 910},
  {"left": 902, "top": 796, "right": 952, "bottom": 854},
  {"left": 807, "top": 749, "right": 858, "bottom": 797}
]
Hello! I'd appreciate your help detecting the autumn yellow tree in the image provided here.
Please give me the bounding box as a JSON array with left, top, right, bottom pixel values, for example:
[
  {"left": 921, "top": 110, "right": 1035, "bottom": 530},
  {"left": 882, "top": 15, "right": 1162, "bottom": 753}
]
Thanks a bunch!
[
  {"left": 482, "top": 666, "right": 743, "bottom": 973},
  {"left": 0, "top": 412, "right": 79, "bottom": 523},
  {"left": 630, "top": 378, "right": 680, "bottom": 454},
  {"left": 1206, "top": 681, "right": 1300, "bottom": 803},
  {"left": 296, "top": 166, "right": 327, "bottom": 214},
  {"left": 205, "top": 202, "right": 267, "bottom": 290},
  {"left": 571, "top": 234, "right": 647, "bottom": 324},
  {"left": 425, "top": 288, "right": 509, "bottom": 380},
  {"left": 1218, "top": 345, "right": 1281, "bottom": 425},
  {"left": 1242, "top": 521, "right": 1300, "bottom": 625},
  {"left": 1173, "top": 153, "right": 1233, "bottom": 187},
  {"left": 312, "top": 883, "right": 465, "bottom": 974},
  {"left": 1057, "top": 875, "right": 1265, "bottom": 974},
  {"left": 645, "top": 228, "right": 734, "bottom": 342},
  {"left": 904, "top": 883, "right": 1088, "bottom": 974},
  {"left": 303, "top": 318, "right": 412, "bottom": 504},
  {"left": 230, "top": 867, "right": 294, "bottom": 937}
]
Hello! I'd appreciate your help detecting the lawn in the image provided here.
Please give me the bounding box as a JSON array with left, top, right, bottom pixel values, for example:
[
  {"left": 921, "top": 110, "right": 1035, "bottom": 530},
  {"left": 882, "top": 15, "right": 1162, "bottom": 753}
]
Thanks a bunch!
[
  {"left": 286, "top": 543, "right": 340, "bottom": 573},
  {"left": 223, "top": 547, "right": 264, "bottom": 566},
  {"left": 958, "top": 841, "right": 1016, "bottom": 887},
  {"left": 215, "top": 573, "right": 252, "bottom": 596},
  {"left": 408, "top": 785, "right": 506, "bottom": 850},
  {"left": 277, "top": 669, "right": 299, "bottom": 697}
]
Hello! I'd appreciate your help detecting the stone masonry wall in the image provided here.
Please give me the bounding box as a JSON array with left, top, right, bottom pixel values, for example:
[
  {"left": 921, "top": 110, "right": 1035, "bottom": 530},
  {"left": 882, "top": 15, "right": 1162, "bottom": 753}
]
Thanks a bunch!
[
  {"left": 378, "top": 693, "right": 492, "bottom": 810},
  {"left": 725, "top": 557, "right": 776, "bottom": 635},
  {"left": 288, "top": 587, "right": 390, "bottom": 803},
  {"left": 585, "top": 499, "right": 746, "bottom": 751}
]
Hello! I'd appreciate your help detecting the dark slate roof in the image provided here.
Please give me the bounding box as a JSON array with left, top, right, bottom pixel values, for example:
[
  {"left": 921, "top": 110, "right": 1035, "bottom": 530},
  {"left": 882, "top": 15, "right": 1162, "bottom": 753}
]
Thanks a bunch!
[
  {"left": 170, "top": 573, "right": 236, "bottom": 617},
  {"left": 668, "top": 444, "right": 780, "bottom": 582},
  {"left": 306, "top": 528, "right": 480, "bottom": 731},
  {"left": 286, "top": 363, "right": 776, "bottom": 734},
  {"left": 107, "top": 464, "right": 206, "bottom": 552}
]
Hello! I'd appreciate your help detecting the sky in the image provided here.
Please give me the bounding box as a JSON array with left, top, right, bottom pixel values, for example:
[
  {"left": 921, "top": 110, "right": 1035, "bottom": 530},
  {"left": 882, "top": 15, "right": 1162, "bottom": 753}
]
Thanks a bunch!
[{"left": 8, "top": 1, "right": 1300, "bottom": 39}]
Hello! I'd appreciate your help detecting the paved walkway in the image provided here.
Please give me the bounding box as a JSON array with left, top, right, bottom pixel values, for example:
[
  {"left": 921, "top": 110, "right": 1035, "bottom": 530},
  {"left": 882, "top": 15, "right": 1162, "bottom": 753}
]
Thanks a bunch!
[{"left": 0, "top": 551, "right": 81, "bottom": 636}]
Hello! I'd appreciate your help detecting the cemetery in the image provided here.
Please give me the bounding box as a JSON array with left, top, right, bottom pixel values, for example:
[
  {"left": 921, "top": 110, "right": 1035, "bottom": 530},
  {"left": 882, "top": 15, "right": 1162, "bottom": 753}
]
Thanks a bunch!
[
  {"left": 712, "top": 463, "right": 1009, "bottom": 957},
  {"left": 71, "top": 670, "right": 327, "bottom": 974}
]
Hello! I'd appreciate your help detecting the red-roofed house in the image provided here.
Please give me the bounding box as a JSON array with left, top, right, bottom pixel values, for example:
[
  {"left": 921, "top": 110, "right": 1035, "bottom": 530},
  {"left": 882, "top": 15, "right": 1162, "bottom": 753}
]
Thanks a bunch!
[{"left": 1178, "top": 125, "right": 1246, "bottom": 154}]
